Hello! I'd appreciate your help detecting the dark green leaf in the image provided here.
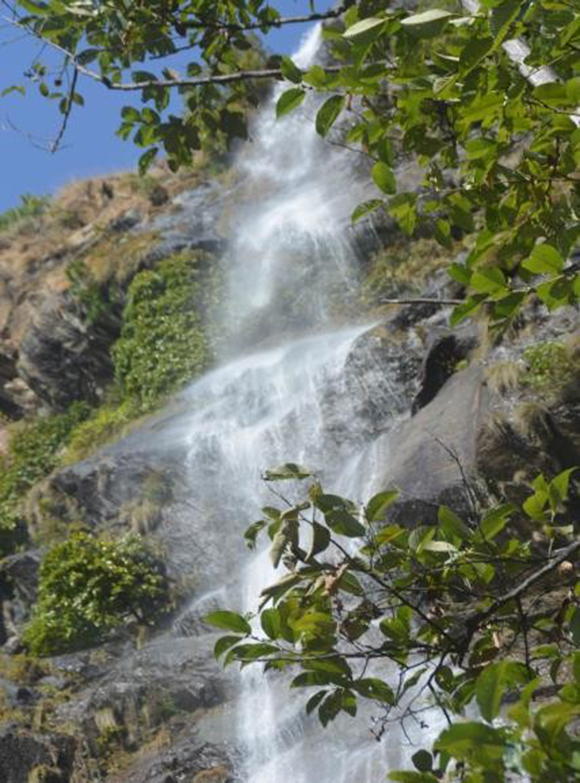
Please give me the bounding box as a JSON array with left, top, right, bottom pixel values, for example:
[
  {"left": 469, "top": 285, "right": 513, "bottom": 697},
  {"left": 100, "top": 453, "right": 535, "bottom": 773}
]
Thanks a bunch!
[
  {"left": 276, "top": 88, "right": 305, "bottom": 118},
  {"left": 315, "top": 95, "right": 345, "bottom": 138}
]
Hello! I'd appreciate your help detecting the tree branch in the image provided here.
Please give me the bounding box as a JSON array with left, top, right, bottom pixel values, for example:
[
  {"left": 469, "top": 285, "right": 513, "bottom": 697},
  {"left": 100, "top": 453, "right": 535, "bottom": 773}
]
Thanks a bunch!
[
  {"left": 0, "top": 13, "right": 354, "bottom": 91},
  {"left": 464, "top": 538, "right": 580, "bottom": 639},
  {"left": 181, "top": 2, "right": 354, "bottom": 31},
  {"left": 379, "top": 297, "right": 463, "bottom": 306}
]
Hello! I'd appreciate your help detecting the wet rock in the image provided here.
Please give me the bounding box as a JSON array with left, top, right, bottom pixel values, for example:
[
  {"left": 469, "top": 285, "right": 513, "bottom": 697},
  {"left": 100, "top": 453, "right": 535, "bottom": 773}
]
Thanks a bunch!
[
  {"left": 111, "top": 738, "right": 237, "bottom": 783},
  {"left": 149, "top": 182, "right": 226, "bottom": 256},
  {"left": 0, "top": 727, "right": 76, "bottom": 783},
  {"left": 0, "top": 551, "right": 41, "bottom": 644},
  {"left": 0, "top": 551, "right": 40, "bottom": 606},
  {"left": 412, "top": 326, "right": 478, "bottom": 413},
  {"left": 17, "top": 293, "right": 119, "bottom": 410},
  {"left": 53, "top": 638, "right": 227, "bottom": 763},
  {"left": 0, "top": 345, "right": 24, "bottom": 418},
  {"left": 375, "top": 365, "right": 489, "bottom": 523}
]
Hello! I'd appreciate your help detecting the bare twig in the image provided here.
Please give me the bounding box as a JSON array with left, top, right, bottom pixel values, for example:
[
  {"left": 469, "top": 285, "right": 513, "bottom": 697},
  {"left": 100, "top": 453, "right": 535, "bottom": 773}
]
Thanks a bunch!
[{"left": 49, "top": 64, "right": 78, "bottom": 153}]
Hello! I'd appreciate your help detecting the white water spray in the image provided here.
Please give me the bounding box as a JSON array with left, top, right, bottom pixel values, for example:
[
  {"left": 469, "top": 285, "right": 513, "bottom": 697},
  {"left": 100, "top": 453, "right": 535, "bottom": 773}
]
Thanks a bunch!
[{"left": 175, "top": 24, "right": 443, "bottom": 783}]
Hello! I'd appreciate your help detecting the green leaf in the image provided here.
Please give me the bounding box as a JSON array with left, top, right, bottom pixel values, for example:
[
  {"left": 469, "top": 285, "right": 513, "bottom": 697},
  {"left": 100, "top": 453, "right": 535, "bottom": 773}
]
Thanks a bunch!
[
  {"left": 401, "top": 9, "right": 455, "bottom": 38},
  {"left": 315, "top": 95, "right": 345, "bottom": 138},
  {"left": 372, "top": 162, "right": 396, "bottom": 195},
  {"left": 470, "top": 267, "right": 507, "bottom": 294},
  {"left": 476, "top": 661, "right": 529, "bottom": 722},
  {"left": 352, "top": 678, "right": 394, "bottom": 704},
  {"left": 352, "top": 199, "right": 384, "bottom": 223},
  {"left": 365, "top": 490, "right": 399, "bottom": 522},
  {"left": 438, "top": 506, "right": 471, "bottom": 541},
  {"left": 534, "top": 82, "right": 573, "bottom": 107},
  {"left": 435, "top": 721, "right": 507, "bottom": 759},
  {"left": 522, "top": 243, "right": 565, "bottom": 275},
  {"left": 477, "top": 503, "right": 514, "bottom": 541},
  {"left": 326, "top": 509, "right": 366, "bottom": 538},
  {"left": 281, "top": 56, "right": 303, "bottom": 84},
  {"left": 276, "top": 88, "right": 305, "bottom": 119},
  {"left": 490, "top": 0, "right": 523, "bottom": 45},
  {"left": 390, "top": 773, "right": 439, "bottom": 783},
  {"left": 1, "top": 85, "right": 25, "bottom": 98},
  {"left": 204, "top": 610, "right": 251, "bottom": 635},
  {"left": 263, "top": 463, "right": 311, "bottom": 481},
  {"left": 450, "top": 295, "right": 485, "bottom": 326},
  {"left": 550, "top": 467, "right": 577, "bottom": 503},
  {"left": 460, "top": 36, "right": 494, "bottom": 75},
  {"left": 214, "top": 634, "right": 243, "bottom": 659},
  {"left": 138, "top": 147, "right": 158, "bottom": 175},
  {"left": 261, "top": 608, "right": 281, "bottom": 640},
  {"left": 343, "top": 17, "right": 387, "bottom": 43},
  {"left": 306, "top": 690, "right": 327, "bottom": 714},
  {"left": 306, "top": 521, "right": 331, "bottom": 561},
  {"left": 412, "top": 750, "right": 433, "bottom": 773}
]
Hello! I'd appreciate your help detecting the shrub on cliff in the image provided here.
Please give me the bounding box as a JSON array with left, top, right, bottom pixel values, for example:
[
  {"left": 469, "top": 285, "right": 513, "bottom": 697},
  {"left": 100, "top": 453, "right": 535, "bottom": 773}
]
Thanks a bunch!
[
  {"left": 23, "top": 532, "right": 171, "bottom": 656},
  {"left": 112, "top": 251, "right": 221, "bottom": 408}
]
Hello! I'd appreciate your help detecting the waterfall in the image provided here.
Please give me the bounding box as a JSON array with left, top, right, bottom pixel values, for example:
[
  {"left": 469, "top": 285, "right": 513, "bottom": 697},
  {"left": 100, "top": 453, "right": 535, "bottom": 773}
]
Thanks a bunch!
[{"left": 170, "top": 23, "right": 443, "bottom": 783}]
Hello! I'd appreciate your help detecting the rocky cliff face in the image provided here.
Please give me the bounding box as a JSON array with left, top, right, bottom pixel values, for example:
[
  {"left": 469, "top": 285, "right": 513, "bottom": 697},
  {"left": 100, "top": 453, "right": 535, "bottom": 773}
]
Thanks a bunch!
[{"left": 0, "top": 157, "right": 577, "bottom": 782}]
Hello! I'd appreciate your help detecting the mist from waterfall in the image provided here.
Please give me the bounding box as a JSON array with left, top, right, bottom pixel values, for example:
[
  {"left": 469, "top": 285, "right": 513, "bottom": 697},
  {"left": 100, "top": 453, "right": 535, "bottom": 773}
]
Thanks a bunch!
[{"left": 172, "top": 23, "right": 442, "bottom": 783}]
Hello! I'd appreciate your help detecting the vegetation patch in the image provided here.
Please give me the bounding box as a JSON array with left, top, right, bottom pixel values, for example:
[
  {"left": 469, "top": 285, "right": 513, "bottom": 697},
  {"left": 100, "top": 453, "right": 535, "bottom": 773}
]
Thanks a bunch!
[
  {"left": 23, "top": 532, "right": 171, "bottom": 656},
  {"left": 0, "top": 194, "right": 52, "bottom": 234},
  {"left": 0, "top": 403, "right": 91, "bottom": 552},
  {"left": 62, "top": 397, "right": 141, "bottom": 464},
  {"left": 522, "top": 340, "right": 579, "bottom": 394},
  {"left": 112, "top": 250, "right": 221, "bottom": 407}
]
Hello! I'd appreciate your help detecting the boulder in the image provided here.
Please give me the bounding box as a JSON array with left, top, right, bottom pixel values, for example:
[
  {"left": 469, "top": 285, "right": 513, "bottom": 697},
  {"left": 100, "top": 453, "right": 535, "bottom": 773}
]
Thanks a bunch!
[
  {"left": 373, "top": 365, "right": 490, "bottom": 524},
  {"left": 17, "top": 293, "right": 119, "bottom": 411},
  {"left": 108, "top": 739, "right": 237, "bottom": 783},
  {"left": 0, "top": 727, "right": 76, "bottom": 783}
]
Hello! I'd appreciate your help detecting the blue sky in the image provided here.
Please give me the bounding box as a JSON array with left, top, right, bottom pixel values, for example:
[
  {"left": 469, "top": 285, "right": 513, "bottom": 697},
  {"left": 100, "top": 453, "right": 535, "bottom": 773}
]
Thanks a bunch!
[{"left": 0, "top": 0, "right": 332, "bottom": 212}]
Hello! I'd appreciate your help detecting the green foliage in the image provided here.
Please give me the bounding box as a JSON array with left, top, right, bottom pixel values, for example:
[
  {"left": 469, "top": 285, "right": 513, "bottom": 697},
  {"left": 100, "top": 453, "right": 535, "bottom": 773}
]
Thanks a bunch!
[
  {"left": 112, "top": 251, "right": 220, "bottom": 407},
  {"left": 0, "top": 403, "right": 90, "bottom": 547},
  {"left": 522, "top": 341, "right": 578, "bottom": 392},
  {"left": 208, "top": 464, "right": 580, "bottom": 781},
  {"left": 0, "top": 193, "right": 51, "bottom": 233},
  {"left": 62, "top": 397, "right": 142, "bottom": 463},
  {"left": 23, "top": 532, "right": 171, "bottom": 656}
]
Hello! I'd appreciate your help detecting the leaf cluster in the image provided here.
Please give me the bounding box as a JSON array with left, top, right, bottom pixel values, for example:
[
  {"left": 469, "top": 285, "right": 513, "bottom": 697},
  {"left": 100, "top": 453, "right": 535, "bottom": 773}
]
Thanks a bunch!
[{"left": 207, "top": 464, "right": 580, "bottom": 781}]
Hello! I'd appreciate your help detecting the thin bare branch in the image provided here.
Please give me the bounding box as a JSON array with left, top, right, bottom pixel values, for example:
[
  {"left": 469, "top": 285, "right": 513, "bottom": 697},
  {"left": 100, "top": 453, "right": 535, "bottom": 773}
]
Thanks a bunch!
[{"left": 49, "top": 64, "right": 78, "bottom": 153}]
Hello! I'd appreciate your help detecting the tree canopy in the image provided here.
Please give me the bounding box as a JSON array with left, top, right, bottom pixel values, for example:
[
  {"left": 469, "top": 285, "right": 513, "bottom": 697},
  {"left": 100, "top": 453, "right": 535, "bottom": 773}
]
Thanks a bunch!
[{"left": 3, "top": 0, "right": 579, "bottom": 328}]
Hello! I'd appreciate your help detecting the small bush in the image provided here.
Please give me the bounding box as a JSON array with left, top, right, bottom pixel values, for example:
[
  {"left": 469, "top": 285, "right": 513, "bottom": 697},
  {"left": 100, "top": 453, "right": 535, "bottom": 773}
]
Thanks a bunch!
[
  {"left": 112, "top": 251, "right": 221, "bottom": 406},
  {"left": 23, "top": 532, "right": 171, "bottom": 656}
]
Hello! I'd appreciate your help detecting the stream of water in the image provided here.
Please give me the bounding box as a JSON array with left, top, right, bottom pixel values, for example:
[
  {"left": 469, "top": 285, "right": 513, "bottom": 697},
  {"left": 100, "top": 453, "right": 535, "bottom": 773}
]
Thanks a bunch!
[{"left": 174, "top": 24, "right": 441, "bottom": 782}]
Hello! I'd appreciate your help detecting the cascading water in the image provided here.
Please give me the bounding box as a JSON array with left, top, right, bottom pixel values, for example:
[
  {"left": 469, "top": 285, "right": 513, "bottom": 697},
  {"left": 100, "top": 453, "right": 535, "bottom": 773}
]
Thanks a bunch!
[{"left": 167, "top": 23, "right": 442, "bottom": 783}]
